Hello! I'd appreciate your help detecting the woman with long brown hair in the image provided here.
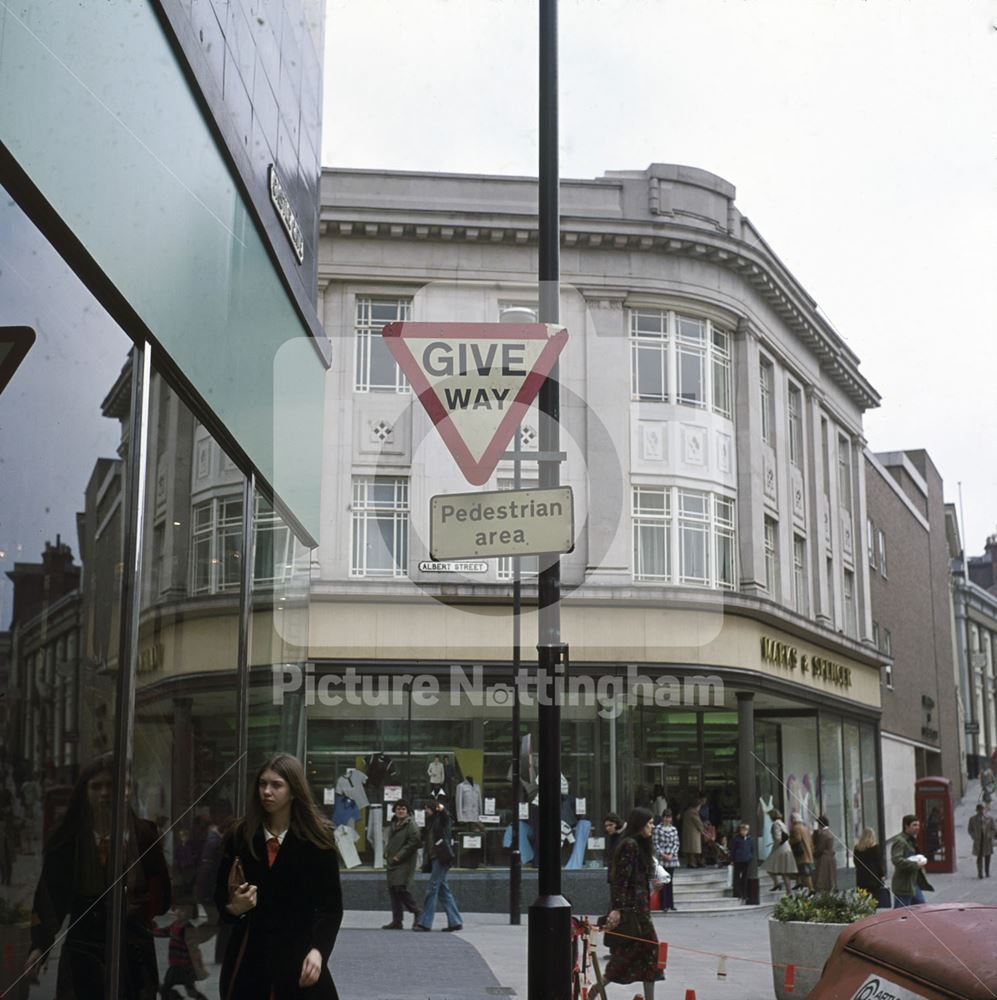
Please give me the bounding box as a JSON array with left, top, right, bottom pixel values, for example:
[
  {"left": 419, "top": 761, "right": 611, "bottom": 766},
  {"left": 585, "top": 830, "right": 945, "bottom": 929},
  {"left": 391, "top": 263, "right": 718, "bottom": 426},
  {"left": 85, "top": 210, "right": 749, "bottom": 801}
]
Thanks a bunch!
[
  {"left": 215, "top": 753, "right": 343, "bottom": 999},
  {"left": 25, "top": 753, "right": 171, "bottom": 998}
]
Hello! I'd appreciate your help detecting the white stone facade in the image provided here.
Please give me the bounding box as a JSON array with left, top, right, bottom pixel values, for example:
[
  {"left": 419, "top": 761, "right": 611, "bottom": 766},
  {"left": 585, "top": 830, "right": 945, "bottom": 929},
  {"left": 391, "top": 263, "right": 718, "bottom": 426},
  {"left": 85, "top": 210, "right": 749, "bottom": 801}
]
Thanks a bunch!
[{"left": 314, "top": 163, "right": 880, "bottom": 651}]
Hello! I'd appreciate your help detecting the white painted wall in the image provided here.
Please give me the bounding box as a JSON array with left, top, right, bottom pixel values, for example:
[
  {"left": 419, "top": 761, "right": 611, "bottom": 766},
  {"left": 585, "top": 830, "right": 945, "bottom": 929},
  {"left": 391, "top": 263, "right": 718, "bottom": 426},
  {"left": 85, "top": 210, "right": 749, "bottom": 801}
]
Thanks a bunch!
[{"left": 881, "top": 734, "right": 917, "bottom": 839}]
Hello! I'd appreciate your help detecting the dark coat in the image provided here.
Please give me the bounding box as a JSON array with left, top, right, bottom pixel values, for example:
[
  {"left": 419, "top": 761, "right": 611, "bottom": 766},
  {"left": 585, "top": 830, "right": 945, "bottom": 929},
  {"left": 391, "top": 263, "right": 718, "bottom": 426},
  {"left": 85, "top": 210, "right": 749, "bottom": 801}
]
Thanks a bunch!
[
  {"left": 31, "top": 815, "right": 170, "bottom": 1000},
  {"left": 853, "top": 845, "right": 885, "bottom": 894},
  {"left": 385, "top": 816, "right": 422, "bottom": 888},
  {"left": 215, "top": 827, "right": 343, "bottom": 1000}
]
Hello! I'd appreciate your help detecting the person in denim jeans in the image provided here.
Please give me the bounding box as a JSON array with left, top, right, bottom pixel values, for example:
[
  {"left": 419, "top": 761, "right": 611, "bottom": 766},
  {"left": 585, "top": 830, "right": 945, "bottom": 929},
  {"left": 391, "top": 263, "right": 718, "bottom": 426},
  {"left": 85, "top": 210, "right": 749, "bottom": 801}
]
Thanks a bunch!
[
  {"left": 890, "top": 814, "right": 933, "bottom": 907},
  {"left": 414, "top": 798, "right": 463, "bottom": 932}
]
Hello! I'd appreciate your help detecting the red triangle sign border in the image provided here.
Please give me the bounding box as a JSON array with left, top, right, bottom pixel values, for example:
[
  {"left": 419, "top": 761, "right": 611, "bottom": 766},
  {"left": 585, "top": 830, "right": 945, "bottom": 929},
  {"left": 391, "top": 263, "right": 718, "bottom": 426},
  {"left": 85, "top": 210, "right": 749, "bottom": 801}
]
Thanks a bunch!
[{"left": 382, "top": 322, "right": 568, "bottom": 485}]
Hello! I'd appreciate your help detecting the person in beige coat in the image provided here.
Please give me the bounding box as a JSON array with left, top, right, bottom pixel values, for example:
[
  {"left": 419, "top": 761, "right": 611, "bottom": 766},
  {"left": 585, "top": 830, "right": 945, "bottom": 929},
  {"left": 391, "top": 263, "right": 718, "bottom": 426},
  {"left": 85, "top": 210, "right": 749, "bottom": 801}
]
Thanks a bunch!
[
  {"left": 813, "top": 815, "right": 837, "bottom": 891},
  {"left": 789, "top": 814, "right": 814, "bottom": 891},
  {"left": 681, "top": 798, "right": 706, "bottom": 868},
  {"left": 969, "top": 803, "right": 995, "bottom": 879}
]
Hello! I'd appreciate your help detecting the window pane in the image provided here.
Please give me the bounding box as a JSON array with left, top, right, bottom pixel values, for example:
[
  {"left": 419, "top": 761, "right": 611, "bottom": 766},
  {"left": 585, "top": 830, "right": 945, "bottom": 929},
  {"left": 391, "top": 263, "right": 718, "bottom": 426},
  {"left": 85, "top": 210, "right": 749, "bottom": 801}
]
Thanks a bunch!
[
  {"left": 678, "top": 347, "right": 705, "bottom": 406},
  {"left": 712, "top": 353, "right": 731, "bottom": 416},
  {"left": 676, "top": 315, "right": 705, "bottom": 343},
  {"left": 634, "top": 342, "right": 666, "bottom": 399},
  {"left": 680, "top": 524, "right": 708, "bottom": 583},
  {"left": 636, "top": 523, "right": 668, "bottom": 579}
]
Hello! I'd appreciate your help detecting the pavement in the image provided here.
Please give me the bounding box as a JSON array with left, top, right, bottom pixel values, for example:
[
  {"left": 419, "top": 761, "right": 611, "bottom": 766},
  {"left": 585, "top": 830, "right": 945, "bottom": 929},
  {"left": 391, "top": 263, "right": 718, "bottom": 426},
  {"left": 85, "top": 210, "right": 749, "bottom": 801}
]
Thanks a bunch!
[
  {"left": 332, "top": 777, "right": 997, "bottom": 1000},
  {"left": 10, "top": 778, "right": 997, "bottom": 999}
]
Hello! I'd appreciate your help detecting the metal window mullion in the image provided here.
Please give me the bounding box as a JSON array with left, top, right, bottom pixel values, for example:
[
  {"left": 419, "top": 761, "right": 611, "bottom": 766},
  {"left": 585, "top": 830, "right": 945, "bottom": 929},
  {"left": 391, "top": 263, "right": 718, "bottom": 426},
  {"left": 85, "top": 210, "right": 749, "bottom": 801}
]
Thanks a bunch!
[
  {"left": 234, "top": 472, "right": 255, "bottom": 816},
  {"left": 107, "top": 343, "right": 151, "bottom": 1000}
]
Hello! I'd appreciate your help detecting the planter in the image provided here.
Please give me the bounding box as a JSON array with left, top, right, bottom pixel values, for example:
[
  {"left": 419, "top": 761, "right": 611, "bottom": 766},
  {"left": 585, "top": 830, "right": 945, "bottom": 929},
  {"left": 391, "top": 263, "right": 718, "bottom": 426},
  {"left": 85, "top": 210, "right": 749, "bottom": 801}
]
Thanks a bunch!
[
  {"left": 0, "top": 922, "right": 32, "bottom": 1000},
  {"left": 767, "top": 916, "right": 847, "bottom": 1000}
]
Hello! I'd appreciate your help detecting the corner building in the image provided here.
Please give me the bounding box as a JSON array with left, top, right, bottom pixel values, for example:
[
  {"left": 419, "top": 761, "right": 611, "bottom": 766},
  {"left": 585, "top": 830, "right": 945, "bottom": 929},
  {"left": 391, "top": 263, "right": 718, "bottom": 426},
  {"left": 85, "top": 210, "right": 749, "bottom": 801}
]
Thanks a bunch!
[{"left": 313, "top": 164, "right": 887, "bottom": 894}]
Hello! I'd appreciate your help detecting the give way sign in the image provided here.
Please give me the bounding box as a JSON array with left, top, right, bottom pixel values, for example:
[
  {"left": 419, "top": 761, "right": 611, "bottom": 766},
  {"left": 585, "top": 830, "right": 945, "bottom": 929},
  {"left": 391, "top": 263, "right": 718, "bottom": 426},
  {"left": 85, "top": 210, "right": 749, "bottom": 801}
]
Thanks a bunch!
[{"left": 382, "top": 322, "right": 568, "bottom": 485}]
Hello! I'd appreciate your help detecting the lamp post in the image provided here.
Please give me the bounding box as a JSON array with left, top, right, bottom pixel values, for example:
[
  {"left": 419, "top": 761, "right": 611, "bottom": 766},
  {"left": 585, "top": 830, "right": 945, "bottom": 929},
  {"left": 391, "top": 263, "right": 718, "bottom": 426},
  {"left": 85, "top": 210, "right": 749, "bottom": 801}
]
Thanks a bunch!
[
  {"left": 499, "top": 304, "right": 539, "bottom": 926},
  {"left": 527, "top": 1, "right": 572, "bottom": 996}
]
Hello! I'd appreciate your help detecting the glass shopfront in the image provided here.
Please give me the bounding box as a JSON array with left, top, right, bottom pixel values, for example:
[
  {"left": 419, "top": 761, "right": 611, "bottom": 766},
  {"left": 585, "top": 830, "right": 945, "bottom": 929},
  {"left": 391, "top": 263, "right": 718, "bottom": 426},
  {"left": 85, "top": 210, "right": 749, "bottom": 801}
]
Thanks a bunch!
[
  {"left": 0, "top": 187, "right": 314, "bottom": 998},
  {"left": 301, "top": 661, "right": 883, "bottom": 877}
]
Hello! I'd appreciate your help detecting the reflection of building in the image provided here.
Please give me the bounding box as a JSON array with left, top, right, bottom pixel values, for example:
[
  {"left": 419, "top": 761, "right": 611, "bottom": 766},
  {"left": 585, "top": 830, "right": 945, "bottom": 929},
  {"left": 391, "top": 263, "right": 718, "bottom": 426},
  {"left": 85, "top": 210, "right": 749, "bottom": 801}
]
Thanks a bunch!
[
  {"left": 0, "top": 0, "right": 327, "bottom": 985},
  {"left": 864, "top": 450, "right": 963, "bottom": 837},
  {"left": 951, "top": 524, "right": 997, "bottom": 777},
  {"left": 3, "top": 539, "right": 83, "bottom": 783},
  {"left": 313, "top": 164, "right": 888, "bottom": 882}
]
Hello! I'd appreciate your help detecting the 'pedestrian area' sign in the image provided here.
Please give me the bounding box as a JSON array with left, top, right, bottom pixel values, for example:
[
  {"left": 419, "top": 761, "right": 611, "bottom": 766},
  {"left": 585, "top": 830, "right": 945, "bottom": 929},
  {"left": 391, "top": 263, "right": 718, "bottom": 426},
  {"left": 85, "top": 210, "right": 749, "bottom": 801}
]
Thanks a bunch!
[
  {"left": 382, "top": 321, "right": 568, "bottom": 485},
  {"left": 430, "top": 487, "right": 575, "bottom": 560}
]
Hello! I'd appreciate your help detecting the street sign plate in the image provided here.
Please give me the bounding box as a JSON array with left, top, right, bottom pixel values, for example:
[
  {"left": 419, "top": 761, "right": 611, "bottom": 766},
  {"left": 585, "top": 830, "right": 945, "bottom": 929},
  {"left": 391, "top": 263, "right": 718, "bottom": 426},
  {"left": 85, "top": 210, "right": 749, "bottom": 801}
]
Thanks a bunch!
[
  {"left": 417, "top": 560, "right": 488, "bottom": 574},
  {"left": 965, "top": 721, "right": 981, "bottom": 735},
  {"left": 430, "top": 486, "right": 575, "bottom": 559},
  {"left": 382, "top": 322, "right": 568, "bottom": 485}
]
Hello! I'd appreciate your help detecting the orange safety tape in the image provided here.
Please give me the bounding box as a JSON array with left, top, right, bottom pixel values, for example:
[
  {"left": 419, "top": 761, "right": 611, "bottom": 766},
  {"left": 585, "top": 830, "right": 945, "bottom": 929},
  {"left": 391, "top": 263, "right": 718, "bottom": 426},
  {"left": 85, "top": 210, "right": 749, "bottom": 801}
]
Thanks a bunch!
[{"left": 595, "top": 925, "right": 823, "bottom": 973}]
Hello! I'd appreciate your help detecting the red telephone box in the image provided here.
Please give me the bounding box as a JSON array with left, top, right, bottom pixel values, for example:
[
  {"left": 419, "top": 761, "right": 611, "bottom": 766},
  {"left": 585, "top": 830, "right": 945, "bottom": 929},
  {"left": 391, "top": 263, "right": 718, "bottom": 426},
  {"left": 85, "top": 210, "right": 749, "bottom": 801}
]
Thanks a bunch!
[{"left": 915, "top": 776, "right": 955, "bottom": 874}]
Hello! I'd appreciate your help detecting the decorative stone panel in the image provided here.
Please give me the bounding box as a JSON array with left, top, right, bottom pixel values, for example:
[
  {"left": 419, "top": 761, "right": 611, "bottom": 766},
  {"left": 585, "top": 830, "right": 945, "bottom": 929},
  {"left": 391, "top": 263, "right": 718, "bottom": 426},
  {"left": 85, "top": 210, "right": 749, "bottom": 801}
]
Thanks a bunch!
[
  {"left": 840, "top": 510, "right": 854, "bottom": 560},
  {"left": 763, "top": 447, "right": 778, "bottom": 504},
  {"left": 195, "top": 439, "right": 212, "bottom": 481},
  {"left": 716, "top": 432, "right": 732, "bottom": 475},
  {"left": 639, "top": 421, "right": 667, "bottom": 462},
  {"left": 681, "top": 424, "right": 707, "bottom": 467},
  {"left": 791, "top": 466, "right": 806, "bottom": 521}
]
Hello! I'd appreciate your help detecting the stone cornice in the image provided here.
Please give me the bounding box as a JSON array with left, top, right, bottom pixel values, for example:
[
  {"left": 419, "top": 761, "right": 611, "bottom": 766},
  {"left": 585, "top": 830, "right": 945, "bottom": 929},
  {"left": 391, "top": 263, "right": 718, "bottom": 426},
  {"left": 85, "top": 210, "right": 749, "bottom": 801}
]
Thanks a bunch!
[{"left": 320, "top": 210, "right": 880, "bottom": 412}]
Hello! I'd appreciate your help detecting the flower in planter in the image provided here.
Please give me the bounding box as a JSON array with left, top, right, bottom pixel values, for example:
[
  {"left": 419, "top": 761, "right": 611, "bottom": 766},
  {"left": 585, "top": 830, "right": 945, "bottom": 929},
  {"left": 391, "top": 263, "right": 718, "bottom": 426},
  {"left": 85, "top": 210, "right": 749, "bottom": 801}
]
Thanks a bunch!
[{"left": 773, "top": 888, "right": 877, "bottom": 924}]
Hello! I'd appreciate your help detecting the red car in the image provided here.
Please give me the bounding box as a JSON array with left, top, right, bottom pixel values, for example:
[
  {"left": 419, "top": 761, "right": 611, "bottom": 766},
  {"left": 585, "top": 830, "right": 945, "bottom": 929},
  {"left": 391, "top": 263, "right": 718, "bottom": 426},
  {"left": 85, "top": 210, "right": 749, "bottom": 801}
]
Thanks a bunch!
[{"left": 809, "top": 903, "right": 997, "bottom": 999}]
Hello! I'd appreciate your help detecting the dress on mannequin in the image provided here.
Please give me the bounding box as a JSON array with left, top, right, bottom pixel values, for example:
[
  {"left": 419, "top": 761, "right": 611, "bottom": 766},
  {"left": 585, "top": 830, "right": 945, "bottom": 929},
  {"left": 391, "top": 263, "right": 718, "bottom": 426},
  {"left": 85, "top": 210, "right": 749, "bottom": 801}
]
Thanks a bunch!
[{"left": 758, "top": 795, "right": 775, "bottom": 860}]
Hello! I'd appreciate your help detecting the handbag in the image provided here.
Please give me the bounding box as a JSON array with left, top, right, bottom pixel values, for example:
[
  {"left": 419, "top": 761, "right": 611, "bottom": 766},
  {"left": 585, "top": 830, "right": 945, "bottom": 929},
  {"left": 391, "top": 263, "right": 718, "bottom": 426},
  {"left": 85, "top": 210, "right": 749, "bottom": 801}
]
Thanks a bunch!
[
  {"left": 432, "top": 837, "right": 455, "bottom": 865},
  {"left": 604, "top": 907, "right": 642, "bottom": 947},
  {"left": 226, "top": 855, "right": 246, "bottom": 899},
  {"left": 225, "top": 855, "right": 250, "bottom": 1000}
]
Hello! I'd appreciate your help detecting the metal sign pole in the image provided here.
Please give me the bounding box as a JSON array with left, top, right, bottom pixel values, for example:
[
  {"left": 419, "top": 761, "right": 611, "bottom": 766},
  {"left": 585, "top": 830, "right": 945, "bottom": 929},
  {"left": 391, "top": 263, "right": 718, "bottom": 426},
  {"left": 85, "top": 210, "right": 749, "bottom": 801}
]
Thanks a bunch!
[{"left": 528, "top": 0, "right": 572, "bottom": 996}]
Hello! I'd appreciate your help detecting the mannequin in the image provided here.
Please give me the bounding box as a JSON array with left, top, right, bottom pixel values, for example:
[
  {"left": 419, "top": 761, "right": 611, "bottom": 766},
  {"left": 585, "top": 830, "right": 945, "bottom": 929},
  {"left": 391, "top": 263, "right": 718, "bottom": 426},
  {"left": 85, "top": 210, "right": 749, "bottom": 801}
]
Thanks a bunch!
[
  {"left": 758, "top": 794, "right": 775, "bottom": 860},
  {"left": 427, "top": 755, "right": 445, "bottom": 795},
  {"left": 456, "top": 776, "right": 482, "bottom": 823}
]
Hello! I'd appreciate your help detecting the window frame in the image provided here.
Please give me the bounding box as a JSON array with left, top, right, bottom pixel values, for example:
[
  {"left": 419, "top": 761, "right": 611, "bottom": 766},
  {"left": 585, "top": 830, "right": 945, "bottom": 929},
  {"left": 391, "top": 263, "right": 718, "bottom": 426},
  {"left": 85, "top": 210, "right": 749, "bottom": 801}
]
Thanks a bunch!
[
  {"left": 877, "top": 528, "right": 887, "bottom": 578},
  {"left": 760, "top": 357, "right": 774, "bottom": 445},
  {"left": 764, "top": 517, "right": 778, "bottom": 599},
  {"left": 793, "top": 533, "right": 809, "bottom": 616},
  {"left": 632, "top": 484, "right": 736, "bottom": 589},
  {"left": 787, "top": 381, "right": 803, "bottom": 467},
  {"left": 353, "top": 296, "right": 412, "bottom": 393},
  {"left": 628, "top": 308, "right": 732, "bottom": 417},
  {"left": 350, "top": 476, "right": 410, "bottom": 578},
  {"left": 190, "top": 493, "right": 244, "bottom": 596}
]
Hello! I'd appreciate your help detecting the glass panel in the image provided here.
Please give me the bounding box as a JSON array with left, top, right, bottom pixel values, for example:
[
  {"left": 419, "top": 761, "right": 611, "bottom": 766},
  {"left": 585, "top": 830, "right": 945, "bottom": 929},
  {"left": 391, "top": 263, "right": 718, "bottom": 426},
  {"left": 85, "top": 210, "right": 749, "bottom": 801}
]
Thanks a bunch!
[
  {"left": 677, "top": 346, "right": 705, "bottom": 406},
  {"left": 132, "top": 374, "right": 243, "bottom": 985},
  {"left": 781, "top": 716, "right": 820, "bottom": 827},
  {"left": 634, "top": 343, "right": 666, "bottom": 399},
  {"left": 250, "top": 484, "right": 312, "bottom": 763},
  {"left": 819, "top": 715, "right": 847, "bottom": 868},
  {"left": 0, "top": 186, "right": 132, "bottom": 996},
  {"left": 843, "top": 721, "right": 862, "bottom": 865},
  {"left": 859, "top": 723, "right": 880, "bottom": 844},
  {"left": 0, "top": 1, "right": 327, "bottom": 535},
  {"left": 754, "top": 720, "right": 782, "bottom": 861}
]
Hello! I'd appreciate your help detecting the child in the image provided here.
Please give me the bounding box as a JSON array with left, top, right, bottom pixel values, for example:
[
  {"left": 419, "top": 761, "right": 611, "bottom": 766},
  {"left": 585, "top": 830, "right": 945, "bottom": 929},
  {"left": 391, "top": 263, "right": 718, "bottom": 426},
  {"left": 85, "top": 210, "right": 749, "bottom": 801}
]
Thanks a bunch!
[
  {"left": 154, "top": 903, "right": 209, "bottom": 1000},
  {"left": 731, "top": 822, "right": 754, "bottom": 900}
]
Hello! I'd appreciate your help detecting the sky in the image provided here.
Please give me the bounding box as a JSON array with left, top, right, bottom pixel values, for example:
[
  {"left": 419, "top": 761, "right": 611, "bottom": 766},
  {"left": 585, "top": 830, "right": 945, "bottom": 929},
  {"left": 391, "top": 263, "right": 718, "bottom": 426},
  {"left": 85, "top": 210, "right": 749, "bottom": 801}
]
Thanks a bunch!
[{"left": 322, "top": 0, "right": 997, "bottom": 553}]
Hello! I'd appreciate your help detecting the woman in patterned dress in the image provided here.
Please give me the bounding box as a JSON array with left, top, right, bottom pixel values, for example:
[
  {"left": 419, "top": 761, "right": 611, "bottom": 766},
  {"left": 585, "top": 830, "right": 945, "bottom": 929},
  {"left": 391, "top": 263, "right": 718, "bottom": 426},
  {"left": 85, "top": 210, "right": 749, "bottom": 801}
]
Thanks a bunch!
[{"left": 604, "top": 807, "right": 663, "bottom": 998}]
